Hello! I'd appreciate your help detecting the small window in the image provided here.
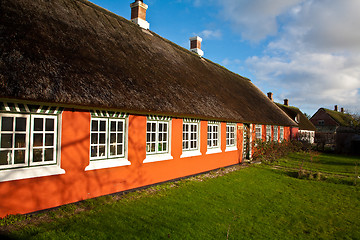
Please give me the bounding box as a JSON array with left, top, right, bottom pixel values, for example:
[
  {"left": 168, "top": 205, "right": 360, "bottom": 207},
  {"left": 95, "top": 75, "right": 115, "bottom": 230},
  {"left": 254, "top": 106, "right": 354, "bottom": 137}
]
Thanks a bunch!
[
  {"left": 207, "top": 122, "right": 220, "bottom": 149},
  {"left": 226, "top": 124, "right": 236, "bottom": 147},
  {"left": 183, "top": 122, "right": 199, "bottom": 151},
  {"left": 0, "top": 113, "right": 58, "bottom": 169},
  {"left": 255, "top": 125, "right": 262, "bottom": 140},
  {"left": 318, "top": 120, "right": 324, "bottom": 126},
  {"left": 266, "top": 125, "right": 271, "bottom": 141},
  {"left": 273, "top": 126, "right": 278, "bottom": 142},
  {"left": 146, "top": 120, "right": 169, "bottom": 154},
  {"left": 90, "top": 118, "right": 126, "bottom": 160}
]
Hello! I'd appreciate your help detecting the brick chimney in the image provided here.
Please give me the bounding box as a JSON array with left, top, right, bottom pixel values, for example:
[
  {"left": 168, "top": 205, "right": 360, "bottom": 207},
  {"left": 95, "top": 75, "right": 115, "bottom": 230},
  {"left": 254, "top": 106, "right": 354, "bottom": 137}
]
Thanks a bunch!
[
  {"left": 341, "top": 107, "right": 344, "bottom": 113},
  {"left": 334, "top": 105, "right": 338, "bottom": 111},
  {"left": 267, "top": 92, "right": 273, "bottom": 101},
  {"left": 189, "top": 36, "right": 204, "bottom": 57},
  {"left": 130, "top": 0, "right": 149, "bottom": 29},
  {"left": 284, "top": 99, "right": 289, "bottom": 106}
]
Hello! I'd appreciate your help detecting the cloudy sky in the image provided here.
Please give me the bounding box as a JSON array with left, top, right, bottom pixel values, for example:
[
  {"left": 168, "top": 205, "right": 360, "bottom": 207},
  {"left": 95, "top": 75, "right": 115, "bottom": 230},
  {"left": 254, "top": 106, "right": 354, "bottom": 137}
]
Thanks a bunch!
[{"left": 90, "top": 0, "right": 360, "bottom": 116}]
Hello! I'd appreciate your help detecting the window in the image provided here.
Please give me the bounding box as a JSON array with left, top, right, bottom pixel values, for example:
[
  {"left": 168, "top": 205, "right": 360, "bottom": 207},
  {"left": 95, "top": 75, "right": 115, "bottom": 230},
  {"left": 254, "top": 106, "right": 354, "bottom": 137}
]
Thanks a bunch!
[
  {"left": 183, "top": 122, "right": 199, "bottom": 151},
  {"left": 0, "top": 108, "right": 64, "bottom": 182},
  {"left": 207, "top": 122, "right": 220, "bottom": 149},
  {"left": 0, "top": 114, "right": 58, "bottom": 169},
  {"left": 318, "top": 120, "right": 324, "bottom": 126},
  {"left": 255, "top": 125, "right": 262, "bottom": 140},
  {"left": 273, "top": 126, "right": 278, "bottom": 142},
  {"left": 280, "top": 126, "right": 284, "bottom": 141},
  {"left": 266, "top": 125, "right": 271, "bottom": 141},
  {"left": 144, "top": 117, "right": 172, "bottom": 163},
  {"left": 226, "top": 124, "right": 236, "bottom": 147},
  {"left": 146, "top": 121, "right": 169, "bottom": 154},
  {"left": 87, "top": 113, "right": 129, "bottom": 171}
]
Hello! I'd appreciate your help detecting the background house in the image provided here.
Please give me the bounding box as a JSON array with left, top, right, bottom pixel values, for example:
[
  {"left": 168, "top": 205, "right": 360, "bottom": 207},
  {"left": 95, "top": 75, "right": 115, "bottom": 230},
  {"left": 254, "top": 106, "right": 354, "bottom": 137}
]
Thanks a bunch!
[
  {"left": 275, "top": 98, "right": 316, "bottom": 143},
  {"left": 310, "top": 106, "right": 359, "bottom": 153},
  {"left": 0, "top": 0, "right": 296, "bottom": 217}
]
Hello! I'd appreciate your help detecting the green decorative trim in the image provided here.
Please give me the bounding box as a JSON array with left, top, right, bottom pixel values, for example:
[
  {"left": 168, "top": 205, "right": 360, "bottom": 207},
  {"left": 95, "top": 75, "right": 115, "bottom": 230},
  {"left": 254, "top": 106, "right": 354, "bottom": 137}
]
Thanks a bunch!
[
  {"left": 183, "top": 118, "right": 200, "bottom": 123},
  {"left": 147, "top": 115, "right": 172, "bottom": 121},
  {"left": 0, "top": 102, "right": 63, "bottom": 114},
  {"left": 208, "top": 121, "right": 220, "bottom": 124},
  {"left": 90, "top": 110, "right": 128, "bottom": 118}
]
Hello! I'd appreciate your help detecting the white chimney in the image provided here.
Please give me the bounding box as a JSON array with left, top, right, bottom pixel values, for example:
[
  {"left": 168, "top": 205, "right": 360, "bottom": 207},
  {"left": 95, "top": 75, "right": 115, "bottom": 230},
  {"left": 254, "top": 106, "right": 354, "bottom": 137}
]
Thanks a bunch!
[
  {"left": 130, "top": 0, "right": 150, "bottom": 30},
  {"left": 189, "top": 36, "right": 204, "bottom": 57}
]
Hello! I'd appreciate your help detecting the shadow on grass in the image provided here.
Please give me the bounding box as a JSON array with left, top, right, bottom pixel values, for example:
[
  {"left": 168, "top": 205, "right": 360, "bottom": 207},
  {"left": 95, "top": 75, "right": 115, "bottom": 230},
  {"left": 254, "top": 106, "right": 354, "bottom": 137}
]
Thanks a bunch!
[{"left": 265, "top": 167, "right": 357, "bottom": 186}]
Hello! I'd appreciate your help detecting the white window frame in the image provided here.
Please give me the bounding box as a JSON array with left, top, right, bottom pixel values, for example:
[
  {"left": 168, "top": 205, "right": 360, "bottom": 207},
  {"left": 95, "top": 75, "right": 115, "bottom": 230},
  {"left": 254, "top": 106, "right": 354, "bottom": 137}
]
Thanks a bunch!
[
  {"left": 266, "top": 125, "right": 272, "bottom": 141},
  {"left": 279, "top": 126, "right": 284, "bottom": 142},
  {"left": 273, "top": 126, "right": 278, "bottom": 142},
  {"left": 86, "top": 116, "right": 130, "bottom": 171},
  {"left": 144, "top": 119, "right": 172, "bottom": 163},
  {"left": 255, "top": 124, "right": 262, "bottom": 140},
  {"left": 181, "top": 121, "right": 201, "bottom": 158},
  {"left": 225, "top": 123, "right": 237, "bottom": 152},
  {"left": 207, "top": 122, "right": 221, "bottom": 154},
  {"left": 0, "top": 112, "right": 64, "bottom": 182}
]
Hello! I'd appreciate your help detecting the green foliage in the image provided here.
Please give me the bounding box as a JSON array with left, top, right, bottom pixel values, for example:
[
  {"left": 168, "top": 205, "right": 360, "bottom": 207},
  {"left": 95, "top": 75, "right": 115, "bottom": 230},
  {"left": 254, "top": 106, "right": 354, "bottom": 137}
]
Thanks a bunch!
[{"left": 252, "top": 140, "right": 303, "bottom": 164}]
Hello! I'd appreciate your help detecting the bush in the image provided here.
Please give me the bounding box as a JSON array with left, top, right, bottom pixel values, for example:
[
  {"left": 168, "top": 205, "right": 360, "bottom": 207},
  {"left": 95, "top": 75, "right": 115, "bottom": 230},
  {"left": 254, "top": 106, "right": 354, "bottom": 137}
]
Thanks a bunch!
[{"left": 252, "top": 140, "right": 303, "bottom": 164}]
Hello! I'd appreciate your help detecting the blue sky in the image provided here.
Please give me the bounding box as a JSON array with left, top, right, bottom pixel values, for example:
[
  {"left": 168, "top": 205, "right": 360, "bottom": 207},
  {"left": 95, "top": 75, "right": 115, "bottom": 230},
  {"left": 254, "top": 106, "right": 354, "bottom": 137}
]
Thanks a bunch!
[{"left": 90, "top": 0, "right": 360, "bottom": 116}]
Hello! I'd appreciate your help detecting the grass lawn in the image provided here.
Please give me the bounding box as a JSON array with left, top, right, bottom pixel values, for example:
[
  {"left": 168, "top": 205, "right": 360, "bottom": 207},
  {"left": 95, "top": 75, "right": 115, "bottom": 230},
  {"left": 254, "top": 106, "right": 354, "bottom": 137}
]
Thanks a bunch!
[{"left": 1, "top": 153, "right": 360, "bottom": 239}]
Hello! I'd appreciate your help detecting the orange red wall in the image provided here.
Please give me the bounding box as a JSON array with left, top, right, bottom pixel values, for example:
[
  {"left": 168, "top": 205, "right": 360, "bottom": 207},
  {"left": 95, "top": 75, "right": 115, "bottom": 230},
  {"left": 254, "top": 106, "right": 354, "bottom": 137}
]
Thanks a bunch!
[{"left": 0, "top": 111, "right": 290, "bottom": 217}]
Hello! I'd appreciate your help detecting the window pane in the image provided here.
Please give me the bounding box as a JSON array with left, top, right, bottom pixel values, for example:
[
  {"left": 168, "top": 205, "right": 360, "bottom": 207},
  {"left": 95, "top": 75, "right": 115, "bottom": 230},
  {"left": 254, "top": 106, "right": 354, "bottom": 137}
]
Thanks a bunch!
[
  {"left": 117, "top": 133, "right": 123, "bottom": 143},
  {"left": 146, "top": 133, "right": 150, "bottom": 142},
  {"left": 99, "top": 146, "right": 106, "bottom": 157},
  {"left": 159, "top": 133, "right": 162, "bottom": 141},
  {"left": 0, "top": 150, "right": 11, "bottom": 165},
  {"left": 33, "top": 133, "right": 43, "bottom": 147},
  {"left": 151, "top": 143, "right": 155, "bottom": 152},
  {"left": 33, "top": 149, "right": 43, "bottom": 162},
  {"left": 151, "top": 133, "right": 156, "bottom": 141},
  {"left": 110, "top": 121, "right": 116, "bottom": 131},
  {"left": 15, "top": 117, "right": 26, "bottom": 131},
  {"left": 91, "top": 133, "right": 98, "bottom": 144},
  {"left": 99, "top": 133, "right": 106, "bottom": 144},
  {"left": 159, "top": 123, "right": 163, "bottom": 132},
  {"left": 45, "top": 133, "right": 54, "bottom": 146},
  {"left": 17, "top": 150, "right": 27, "bottom": 164},
  {"left": 91, "top": 120, "right": 98, "bottom": 131},
  {"left": 147, "top": 123, "right": 151, "bottom": 131},
  {"left": 110, "top": 133, "right": 116, "bottom": 144},
  {"left": 117, "top": 145, "right": 123, "bottom": 155},
  {"left": 15, "top": 134, "right": 26, "bottom": 148},
  {"left": 44, "top": 148, "right": 54, "bottom": 161},
  {"left": 100, "top": 121, "right": 106, "bottom": 131},
  {"left": 1, "top": 117, "right": 13, "bottom": 131},
  {"left": 45, "top": 118, "right": 54, "bottom": 131},
  {"left": 91, "top": 146, "right": 98, "bottom": 157},
  {"left": 34, "top": 118, "right": 43, "bottom": 131},
  {"left": 1, "top": 134, "right": 13, "bottom": 148},
  {"left": 118, "top": 122, "right": 123, "bottom": 131},
  {"left": 110, "top": 144, "right": 116, "bottom": 156},
  {"left": 163, "top": 143, "right": 167, "bottom": 151}
]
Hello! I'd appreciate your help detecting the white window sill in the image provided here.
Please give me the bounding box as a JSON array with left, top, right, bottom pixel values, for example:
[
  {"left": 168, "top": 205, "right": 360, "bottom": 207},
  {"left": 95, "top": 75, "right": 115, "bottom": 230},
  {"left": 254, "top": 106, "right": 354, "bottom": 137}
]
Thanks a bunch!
[
  {"left": 143, "top": 153, "right": 173, "bottom": 163},
  {"left": 0, "top": 165, "right": 65, "bottom": 183},
  {"left": 180, "top": 150, "right": 202, "bottom": 158},
  {"left": 85, "top": 158, "right": 131, "bottom": 171},
  {"left": 225, "top": 146, "right": 237, "bottom": 152},
  {"left": 206, "top": 148, "right": 222, "bottom": 155}
]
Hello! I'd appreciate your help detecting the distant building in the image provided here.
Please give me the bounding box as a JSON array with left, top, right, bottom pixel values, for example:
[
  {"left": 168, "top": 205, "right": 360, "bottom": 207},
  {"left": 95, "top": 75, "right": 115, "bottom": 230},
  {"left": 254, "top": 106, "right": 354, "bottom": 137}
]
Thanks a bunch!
[
  {"left": 275, "top": 98, "right": 316, "bottom": 143},
  {"left": 310, "top": 106, "right": 358, "bottom": 152}
]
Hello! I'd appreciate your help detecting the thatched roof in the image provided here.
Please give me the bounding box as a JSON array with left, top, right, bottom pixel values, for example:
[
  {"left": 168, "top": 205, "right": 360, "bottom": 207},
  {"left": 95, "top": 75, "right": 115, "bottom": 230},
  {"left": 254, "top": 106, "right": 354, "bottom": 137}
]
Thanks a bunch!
[
  {"left": 322, "top": 108, "right": 356, "bottom": 127},
  {"left": 0, "top": 0, "right": 296, "bottom": 126},
  {"left": 276, "top": 103, "right": 316, "bottom": 131}
]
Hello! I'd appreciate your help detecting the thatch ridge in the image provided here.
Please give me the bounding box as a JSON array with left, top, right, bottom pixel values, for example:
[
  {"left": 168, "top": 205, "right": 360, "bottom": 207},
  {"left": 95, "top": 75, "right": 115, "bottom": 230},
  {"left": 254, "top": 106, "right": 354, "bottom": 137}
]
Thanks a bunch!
[
  {"left": 0, "top": 0, "right": 296, "bottom": 126},
  {"left": 276, "top": 103, "right": 316, "bottom": 131}
]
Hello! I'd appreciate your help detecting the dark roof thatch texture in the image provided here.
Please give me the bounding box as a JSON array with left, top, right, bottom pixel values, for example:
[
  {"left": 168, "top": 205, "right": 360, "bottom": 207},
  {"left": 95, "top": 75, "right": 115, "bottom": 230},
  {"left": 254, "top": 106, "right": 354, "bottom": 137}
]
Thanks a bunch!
[
  {"left": 0, "top": 0, "right": 296, "bottom": 126},
  {"left": 322, "top": 108, "right": 356, "bottom": 127},
  {"left": 276, "top": 103, "right": 316, "bottom": 131}
]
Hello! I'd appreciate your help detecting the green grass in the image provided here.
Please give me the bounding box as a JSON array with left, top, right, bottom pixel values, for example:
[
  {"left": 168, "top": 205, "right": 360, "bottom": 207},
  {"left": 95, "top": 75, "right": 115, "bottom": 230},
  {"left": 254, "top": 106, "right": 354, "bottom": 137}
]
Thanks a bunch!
[
  {"left": 1, "top": 153, "right": 360, "bottom": 240},
  {"left": 277, "top": 152, "right": 359, "bottom": 176}
]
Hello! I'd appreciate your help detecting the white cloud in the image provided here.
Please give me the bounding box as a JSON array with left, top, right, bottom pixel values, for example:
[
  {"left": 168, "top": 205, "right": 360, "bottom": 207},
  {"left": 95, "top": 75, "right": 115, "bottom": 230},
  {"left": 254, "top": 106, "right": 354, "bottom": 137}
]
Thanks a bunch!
[
  {"left": 215, "top": 0, "right": 360, "bottom": 114},
  {"left": 197, "top": 29, "right": 222, "bottom": 39},
  {"left": 217, "top": 0, "right": 302, "bottom": 42}
]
